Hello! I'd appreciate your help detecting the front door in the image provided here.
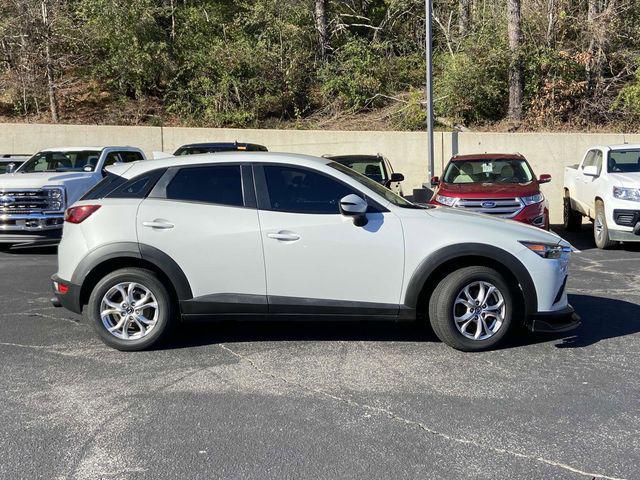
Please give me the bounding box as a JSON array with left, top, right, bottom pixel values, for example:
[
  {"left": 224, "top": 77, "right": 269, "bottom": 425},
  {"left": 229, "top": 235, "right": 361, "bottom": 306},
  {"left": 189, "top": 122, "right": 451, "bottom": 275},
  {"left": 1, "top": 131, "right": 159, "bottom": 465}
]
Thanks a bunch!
[{"left": 255, "top": 164, "right": 404, "bottom": 314}]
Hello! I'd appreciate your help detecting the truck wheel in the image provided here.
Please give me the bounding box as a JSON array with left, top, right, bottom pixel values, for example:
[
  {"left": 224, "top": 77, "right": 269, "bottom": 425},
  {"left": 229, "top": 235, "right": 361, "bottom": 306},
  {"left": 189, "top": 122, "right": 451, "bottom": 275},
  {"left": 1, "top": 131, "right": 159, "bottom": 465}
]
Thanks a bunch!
[
  {"left": 594, "top": 201, "right": 616, "bottom": 250},
  {"left": 563, "top": 195, "right": 582, "bottom": 231},
  {"left": 428, "top": 266, "right": 513, "bottom": 352},
  {"left": 87, "top": 268, "right": 174, "bottom": 351}
]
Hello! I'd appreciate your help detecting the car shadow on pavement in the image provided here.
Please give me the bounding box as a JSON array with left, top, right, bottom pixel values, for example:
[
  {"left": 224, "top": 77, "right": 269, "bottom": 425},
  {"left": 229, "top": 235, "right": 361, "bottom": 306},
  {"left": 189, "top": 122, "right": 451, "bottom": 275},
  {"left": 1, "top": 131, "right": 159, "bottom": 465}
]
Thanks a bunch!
[
  {"left": 169, "top": 318, "right": 436, "bottom": 350},
  {"left": 552, "top": 224, "right": 640, "bottom": 252},
  {"left": 504, "top": 293, "right": 640, "bottom": 350},
  {"left": 169, "top": 294, "right": 640, "bottom": 351}
]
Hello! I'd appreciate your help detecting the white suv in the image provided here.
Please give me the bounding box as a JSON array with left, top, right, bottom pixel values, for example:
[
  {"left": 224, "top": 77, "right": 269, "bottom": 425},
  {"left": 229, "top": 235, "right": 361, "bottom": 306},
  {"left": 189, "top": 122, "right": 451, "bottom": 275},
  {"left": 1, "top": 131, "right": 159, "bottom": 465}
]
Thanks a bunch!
[{"left": 52, "top": 153, "right": 579, "bottom": 351}]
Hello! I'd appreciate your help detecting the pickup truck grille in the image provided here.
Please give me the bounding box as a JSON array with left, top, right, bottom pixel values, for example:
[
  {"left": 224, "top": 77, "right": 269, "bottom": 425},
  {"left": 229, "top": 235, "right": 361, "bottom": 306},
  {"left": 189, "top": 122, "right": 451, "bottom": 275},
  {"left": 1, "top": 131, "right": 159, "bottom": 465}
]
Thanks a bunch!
[
  {"left": 455, "top": 197, "right": 524, "bottom": 218},
  {"left": 0, "top": 189, "right": 53, "bottom": 214}
]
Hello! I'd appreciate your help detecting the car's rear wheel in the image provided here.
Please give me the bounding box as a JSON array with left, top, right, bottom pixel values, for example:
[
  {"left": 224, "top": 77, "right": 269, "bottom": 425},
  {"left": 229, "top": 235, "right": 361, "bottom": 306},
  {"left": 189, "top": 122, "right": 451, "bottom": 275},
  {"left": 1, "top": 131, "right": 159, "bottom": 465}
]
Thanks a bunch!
[
  {"left": 563, "top": 195, "right": 582, "bottom": 231},
  {"left": 87, "top": 268, "right": 174, "bottom": 351},
  {"left": 428, "top": 266, "right": 514, "bottom": 351},
  {"left": 594, "top": 200, "right": 616, "bottom": 250}
]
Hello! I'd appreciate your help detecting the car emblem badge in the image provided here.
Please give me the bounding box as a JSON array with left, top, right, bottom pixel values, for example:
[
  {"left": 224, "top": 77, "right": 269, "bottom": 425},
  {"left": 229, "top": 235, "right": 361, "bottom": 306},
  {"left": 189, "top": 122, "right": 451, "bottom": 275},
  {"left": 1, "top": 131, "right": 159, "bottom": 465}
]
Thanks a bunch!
[
  {"left": 0, "top": 195, "right": 16, "bottom": 205},
  {"left": 481, "top": 201, "right": 496, "bottom": 208}
]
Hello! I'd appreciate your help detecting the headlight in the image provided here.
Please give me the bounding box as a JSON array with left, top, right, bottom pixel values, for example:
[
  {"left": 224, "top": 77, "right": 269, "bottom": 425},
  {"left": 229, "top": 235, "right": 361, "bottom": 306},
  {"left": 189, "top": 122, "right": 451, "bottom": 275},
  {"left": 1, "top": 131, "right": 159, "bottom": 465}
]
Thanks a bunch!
[
  {"left": 521, "top": 193, "right": 544, "bottom": 205},
  {"left": 519, "top": 241, "right": 572, "bottom": 259},
  {"left": 43, "top": 186, "right": 66, "bottom": 212},
  {"left": 435, "top": 194, "right": 458, "bottom": 207},
  {"left": 613, "top": 186, "right": 640, "bottom": 202}
]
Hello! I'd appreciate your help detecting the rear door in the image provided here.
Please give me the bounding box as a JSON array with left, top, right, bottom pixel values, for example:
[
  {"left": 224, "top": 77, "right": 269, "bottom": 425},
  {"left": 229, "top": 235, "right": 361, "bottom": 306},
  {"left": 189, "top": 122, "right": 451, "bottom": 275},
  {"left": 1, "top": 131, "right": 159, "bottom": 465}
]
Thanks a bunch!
[
  {"left": 255, "top": 163, "right": 404, "bottom": 314},
  {"left": 136, "top": 163, "right": 266, "bottom": 307}
]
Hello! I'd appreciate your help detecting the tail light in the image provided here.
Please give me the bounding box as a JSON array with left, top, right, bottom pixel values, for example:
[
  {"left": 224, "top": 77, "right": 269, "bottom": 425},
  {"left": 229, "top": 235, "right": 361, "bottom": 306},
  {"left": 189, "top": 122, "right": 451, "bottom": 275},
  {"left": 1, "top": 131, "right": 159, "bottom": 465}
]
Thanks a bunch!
[{"left": 64, "top": 205, "right": 101, "bottom": 224}]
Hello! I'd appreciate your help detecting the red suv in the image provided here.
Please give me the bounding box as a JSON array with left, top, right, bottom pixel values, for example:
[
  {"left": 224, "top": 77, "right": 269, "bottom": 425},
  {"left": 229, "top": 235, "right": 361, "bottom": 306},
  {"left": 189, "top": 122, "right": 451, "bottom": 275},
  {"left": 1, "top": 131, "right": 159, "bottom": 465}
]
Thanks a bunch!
[{"left": 429, "top": 154, "right": 551, "bottom": 229}]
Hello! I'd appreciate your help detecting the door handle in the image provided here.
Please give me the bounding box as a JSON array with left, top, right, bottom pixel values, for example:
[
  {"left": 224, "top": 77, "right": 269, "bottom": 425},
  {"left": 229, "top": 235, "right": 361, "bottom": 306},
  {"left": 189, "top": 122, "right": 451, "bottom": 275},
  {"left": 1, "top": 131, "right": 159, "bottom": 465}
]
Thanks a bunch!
[
  {"left": 267, "top": 232, "right": 300, "bottom": 241},
  {"left": 143, "top": 220, "right": 174, "bottom": 229}
]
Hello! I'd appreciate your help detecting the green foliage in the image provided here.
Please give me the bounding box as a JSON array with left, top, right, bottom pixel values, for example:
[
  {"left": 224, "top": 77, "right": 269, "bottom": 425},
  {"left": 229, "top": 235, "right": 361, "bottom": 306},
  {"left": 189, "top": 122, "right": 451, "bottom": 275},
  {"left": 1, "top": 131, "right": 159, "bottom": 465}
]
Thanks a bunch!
[
  {"left": 614, "top": 62, "right": 640, "bottom": 117},
  {"left": 434, "top": 36, "right": 509, "bottom": 124}
]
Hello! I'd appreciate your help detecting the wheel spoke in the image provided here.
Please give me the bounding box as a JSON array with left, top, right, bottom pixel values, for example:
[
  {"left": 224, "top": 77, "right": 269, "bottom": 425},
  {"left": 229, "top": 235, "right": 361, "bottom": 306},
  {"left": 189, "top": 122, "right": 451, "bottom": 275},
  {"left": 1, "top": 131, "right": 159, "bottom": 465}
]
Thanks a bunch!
[
  {"left": 455, "top": 298, "right": 474, "bottom": 309},
  {"left": 485, "top": 299, "right": 504, "bottom": 311},
  {"left": 101, "top": 308, "right": 120, "bottom": 317},
  {"left": 474, "top": 318, "right": 483, "bottom": 339},
  {"left": 481, "top": 285, "right": 495, "bottom": 305}
]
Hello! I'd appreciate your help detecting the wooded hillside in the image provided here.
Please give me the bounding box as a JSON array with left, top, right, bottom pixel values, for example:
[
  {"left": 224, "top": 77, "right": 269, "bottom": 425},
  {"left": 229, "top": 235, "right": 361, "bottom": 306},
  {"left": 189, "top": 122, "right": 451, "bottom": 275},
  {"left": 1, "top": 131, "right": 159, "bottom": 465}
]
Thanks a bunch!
[{"left": 1, "top": 0, "right": 639, "bottom": 131}]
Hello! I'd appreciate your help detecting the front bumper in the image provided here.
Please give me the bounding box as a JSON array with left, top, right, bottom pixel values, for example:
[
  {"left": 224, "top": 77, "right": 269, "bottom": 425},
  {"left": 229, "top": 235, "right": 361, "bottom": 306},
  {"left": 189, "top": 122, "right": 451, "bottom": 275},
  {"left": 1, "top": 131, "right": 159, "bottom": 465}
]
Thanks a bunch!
[
  {"left": 0, "top": 213, "right": 64, "bottom": 245},
  {"left": 529, "top": 304, "right": 581, "bottom": 333},
  {"left": 51, "top": 275, "right": 83, "bottom": 314}
]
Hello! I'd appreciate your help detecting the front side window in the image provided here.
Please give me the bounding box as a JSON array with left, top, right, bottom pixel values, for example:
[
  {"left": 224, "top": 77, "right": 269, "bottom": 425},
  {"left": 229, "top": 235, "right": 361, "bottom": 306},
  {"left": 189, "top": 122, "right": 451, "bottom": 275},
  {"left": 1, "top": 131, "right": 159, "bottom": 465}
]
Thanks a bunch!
[
  {"left": 263, "top": 165, "right": 357, "bottom": 214},
  {"left": 119, "top": 151, "right": 144, "bottom": 163},
  {"left": 442, "top": 158, "right": 534, "bottom": 184},
  {"left": 18, "top": 150, "right": 101, "bottom": 173},
  {"left": 165, "top": 165, "right": 243, "bottom": 207},
  {"left": 608, "top": 150, "right": 640, "bottom": 173},
  {"left": 329, "top": 162, "right": 419, "bottom": 208}
]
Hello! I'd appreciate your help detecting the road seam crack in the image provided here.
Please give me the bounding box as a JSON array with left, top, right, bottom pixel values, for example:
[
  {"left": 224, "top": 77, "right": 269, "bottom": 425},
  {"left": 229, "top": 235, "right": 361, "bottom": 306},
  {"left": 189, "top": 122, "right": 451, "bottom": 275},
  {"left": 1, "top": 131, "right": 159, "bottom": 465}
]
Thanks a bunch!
[{"left": 219, "top": 343, "right": 627, "bottom": 480}]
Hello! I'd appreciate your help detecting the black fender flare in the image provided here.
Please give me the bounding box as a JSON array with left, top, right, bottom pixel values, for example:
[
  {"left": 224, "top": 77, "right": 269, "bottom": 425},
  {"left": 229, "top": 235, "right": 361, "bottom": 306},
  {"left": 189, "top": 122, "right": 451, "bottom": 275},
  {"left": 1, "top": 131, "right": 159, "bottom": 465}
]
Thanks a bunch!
[
  {"left": 404, "top": 243, "right": 538, "bottom": 316},
  {"left": 72, "top": 242, "right": 193, "bottom": 301}
]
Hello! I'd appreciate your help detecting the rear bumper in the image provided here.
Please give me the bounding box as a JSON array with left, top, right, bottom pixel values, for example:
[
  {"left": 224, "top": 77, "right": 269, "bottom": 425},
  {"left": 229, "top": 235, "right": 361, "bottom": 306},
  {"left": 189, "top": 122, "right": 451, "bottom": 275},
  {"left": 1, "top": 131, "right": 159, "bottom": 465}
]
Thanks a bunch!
[
  {"left": 51, "top": 275, "right": 83, "bottom": 314},
  {"left": 530, "top": 304, "right": 581, "bottom": 333}
]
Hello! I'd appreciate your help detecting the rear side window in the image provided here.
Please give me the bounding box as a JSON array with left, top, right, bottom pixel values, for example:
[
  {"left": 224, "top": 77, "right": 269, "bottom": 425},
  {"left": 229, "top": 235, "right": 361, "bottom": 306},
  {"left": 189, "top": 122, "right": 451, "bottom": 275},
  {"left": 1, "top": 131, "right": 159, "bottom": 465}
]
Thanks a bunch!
[
  {"left": 107, "top": 169, "right": 166, "bottom": 199},
  {"left": 165, "top": 165, "right": 244, "bottom": 207},
  {"left": 81, "top": 173, "right": 126, "bottom": 200},
  {"left": 119, "top": 151, "right": 144, "bottom": 162}
]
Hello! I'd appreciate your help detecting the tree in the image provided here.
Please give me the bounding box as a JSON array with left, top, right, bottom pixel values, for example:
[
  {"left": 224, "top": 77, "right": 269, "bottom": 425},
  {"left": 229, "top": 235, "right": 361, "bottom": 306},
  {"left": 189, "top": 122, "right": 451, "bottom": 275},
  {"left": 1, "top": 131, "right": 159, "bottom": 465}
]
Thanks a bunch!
[
  {"left": 314, "top": 0, "right": 328, "bottom": 59},
  {"left": 507, "top": 0, "right": 523, "bottom": 121}
]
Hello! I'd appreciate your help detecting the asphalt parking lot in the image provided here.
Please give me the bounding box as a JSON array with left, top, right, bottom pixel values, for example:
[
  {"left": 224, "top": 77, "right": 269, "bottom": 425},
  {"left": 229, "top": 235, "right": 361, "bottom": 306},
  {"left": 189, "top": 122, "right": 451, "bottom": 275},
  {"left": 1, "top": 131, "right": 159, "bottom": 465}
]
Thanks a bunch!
[{"left": 0, "top": 226, "right": 638, "bottom": 480}]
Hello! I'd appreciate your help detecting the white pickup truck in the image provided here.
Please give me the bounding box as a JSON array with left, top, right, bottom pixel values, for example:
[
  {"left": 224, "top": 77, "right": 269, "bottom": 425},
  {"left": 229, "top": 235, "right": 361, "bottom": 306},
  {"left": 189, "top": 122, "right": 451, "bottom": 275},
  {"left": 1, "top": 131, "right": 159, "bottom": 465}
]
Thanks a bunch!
[
  {"left": 0, "top": 146, "right": 146, "bottom": 246},
  {"left": 564, "top": 144, "right": 640, "bottom": 248}
]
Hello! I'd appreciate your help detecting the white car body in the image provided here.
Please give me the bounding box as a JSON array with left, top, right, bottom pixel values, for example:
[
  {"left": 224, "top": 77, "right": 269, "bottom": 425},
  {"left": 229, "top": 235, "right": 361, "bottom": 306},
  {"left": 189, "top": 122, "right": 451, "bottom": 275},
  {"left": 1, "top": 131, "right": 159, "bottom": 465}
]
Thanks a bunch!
[
  {"left": 0, "top": 146, "right": 145, "bottom": 244},
  {"left": 52, "top": 152, "right": 578, "bottom": 351},
  {"left": 564, "top": 144, "right": 640, "bottom": 243}
]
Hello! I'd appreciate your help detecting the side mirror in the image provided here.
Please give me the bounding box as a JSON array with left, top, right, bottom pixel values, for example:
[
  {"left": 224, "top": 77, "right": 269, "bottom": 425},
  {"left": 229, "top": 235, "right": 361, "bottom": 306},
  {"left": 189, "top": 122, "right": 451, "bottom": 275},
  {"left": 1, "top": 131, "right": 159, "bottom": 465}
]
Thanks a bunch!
[
  {"left": 430, "top": 176, "right": 440, "bottom": 187},
  {"left": 390, "top": 172, "right": 404, "bottom": 182},
  {"left": 583, "top": 165, "right": 598, "bottom": 177},
  {"left": 5, "top": 163, "right": 15, "bottom": 174},
  {"left": 339, "top": 194, "right": 368, "bottom": 226},
  {"left": 538, "top": 173, "right": 552, "bottom": 184},
  {"left": 83, "top": 165, "right": 94, "bottom": 172}
]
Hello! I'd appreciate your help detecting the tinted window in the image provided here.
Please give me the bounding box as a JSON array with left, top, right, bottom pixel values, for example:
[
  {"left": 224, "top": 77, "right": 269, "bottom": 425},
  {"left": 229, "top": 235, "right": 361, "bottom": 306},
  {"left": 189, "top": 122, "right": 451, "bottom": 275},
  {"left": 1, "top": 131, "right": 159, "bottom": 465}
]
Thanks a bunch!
[
  {"left": 166, "top": 165, "right": 243, "bottom": 206},
  {"left": 263, "top": 165, "right": 356, "bottom": 214},
  {"left": 608, "top": 150, "right": 640, "bottom": 173},
  {"left": 81, "top": 173, "right": 127, "bottom": 200},
  {"left": 582, "top": 151, "right": 596, "bottom": 168},
  {"left": 119, "top": 151, "right": 144, "bottom": 162},
  {"left": 335, "top": 158, "right": 387, "bottom": 183},
  {"left": 103, "top": 152, "right": 123, "bottom": 167},
  {"left": 108, "top": 169, "right": 166, "bottom": 199}
]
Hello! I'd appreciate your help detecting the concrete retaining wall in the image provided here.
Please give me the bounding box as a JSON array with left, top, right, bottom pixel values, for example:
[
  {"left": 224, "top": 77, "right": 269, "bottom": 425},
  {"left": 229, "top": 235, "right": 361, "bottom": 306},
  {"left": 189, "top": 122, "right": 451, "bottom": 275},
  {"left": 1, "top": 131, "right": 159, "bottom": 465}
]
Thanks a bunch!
[{"left": 2, "top": 122, "right": 639, "bottom": 223}]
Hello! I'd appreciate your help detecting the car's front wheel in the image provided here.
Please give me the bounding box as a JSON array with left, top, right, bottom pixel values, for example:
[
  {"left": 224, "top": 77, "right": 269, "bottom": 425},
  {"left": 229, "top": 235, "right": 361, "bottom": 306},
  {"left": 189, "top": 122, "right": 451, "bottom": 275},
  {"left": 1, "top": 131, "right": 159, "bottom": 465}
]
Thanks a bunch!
[
  {"left": 428, "top": 266, "right": 514, "bottom": 351},
  {"left": 87, "top": 268, "right": 174, "bottom": 351},
  {"left": 593, "top": 200, "right": 616, "bottom": 250}
]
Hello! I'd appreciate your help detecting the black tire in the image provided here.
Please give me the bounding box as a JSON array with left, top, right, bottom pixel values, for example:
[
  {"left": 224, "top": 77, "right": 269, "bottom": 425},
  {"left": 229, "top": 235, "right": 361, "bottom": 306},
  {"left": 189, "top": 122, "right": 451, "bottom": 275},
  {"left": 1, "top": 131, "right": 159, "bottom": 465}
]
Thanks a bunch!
[
  {"left": 563, "top": 195, "right": 582, "bottom": 231},
  {"left": 594, "top": 201, "right": 616, "bottom": 250},
  {"left": 87, "top": 267, "right": 174, "bottom": 351},
  {"left": 428, "top": 266, "right": 514, "bottom": 352}
]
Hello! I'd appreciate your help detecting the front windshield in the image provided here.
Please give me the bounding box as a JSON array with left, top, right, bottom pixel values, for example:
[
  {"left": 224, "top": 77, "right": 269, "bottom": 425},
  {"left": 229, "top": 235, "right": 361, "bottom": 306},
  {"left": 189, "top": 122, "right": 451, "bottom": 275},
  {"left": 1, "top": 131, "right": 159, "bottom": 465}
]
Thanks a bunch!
[
  {"left": 18, "top": 150, "right": 101, "bottom": 173},
  {"left": 443, "top": 158, "right": 534, "bottom": 184},
  {"left": 334, "top": 158, "right": 387, "bottom": 183},
  {"left": 329, "top": 161, "right": 422, "bottom": 209},
  {"left": 608, "top": 150, "right": 640, "bottom": 173}
]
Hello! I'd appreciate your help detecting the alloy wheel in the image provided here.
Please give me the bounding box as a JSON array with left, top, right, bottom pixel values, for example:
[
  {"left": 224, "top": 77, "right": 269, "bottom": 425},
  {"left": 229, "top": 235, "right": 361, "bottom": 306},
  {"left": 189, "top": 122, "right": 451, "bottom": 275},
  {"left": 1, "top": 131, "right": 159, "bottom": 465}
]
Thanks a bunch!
[
  {"left": 100, "top": 282, "right": 159, "bottom": 340},
  {"left": 453, "top": 281, "right": 505, "bottom": 340}
]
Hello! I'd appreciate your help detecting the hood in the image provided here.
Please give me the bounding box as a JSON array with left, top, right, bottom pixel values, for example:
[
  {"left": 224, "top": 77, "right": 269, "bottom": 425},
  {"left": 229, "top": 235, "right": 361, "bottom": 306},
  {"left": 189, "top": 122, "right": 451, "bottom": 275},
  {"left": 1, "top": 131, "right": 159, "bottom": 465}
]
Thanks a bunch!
[
  {"left": 425, "top": 205, "right": 566, "bottom": 245},
  {"left": 608, "top": 172, "right": 640, "bottom": 188},
  {"left": 437, "top": 181, "right": 539, "bottom": 198},
  {"left": 0, "top": 171, "right": 92, "bottom": 189}
]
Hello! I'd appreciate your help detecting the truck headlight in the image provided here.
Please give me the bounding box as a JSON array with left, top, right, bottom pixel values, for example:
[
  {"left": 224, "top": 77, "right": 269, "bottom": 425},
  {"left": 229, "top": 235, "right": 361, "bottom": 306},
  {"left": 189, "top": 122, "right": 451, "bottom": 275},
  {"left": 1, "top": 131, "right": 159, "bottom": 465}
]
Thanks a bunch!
[
  {"left": 519, "top": 241, "right": 572, "bottom": 259},
  {"left": 43, "top": 186, "right": 66, "bottom": 212},
  {"left": 613, "top": 186, "right": 640, "bottom": 202},
  {"left": 435, "top": 194, "right": 458, "bottom": 207},
  {"left": 521, "top": 193, "right": 544, "bottom": 205}
]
